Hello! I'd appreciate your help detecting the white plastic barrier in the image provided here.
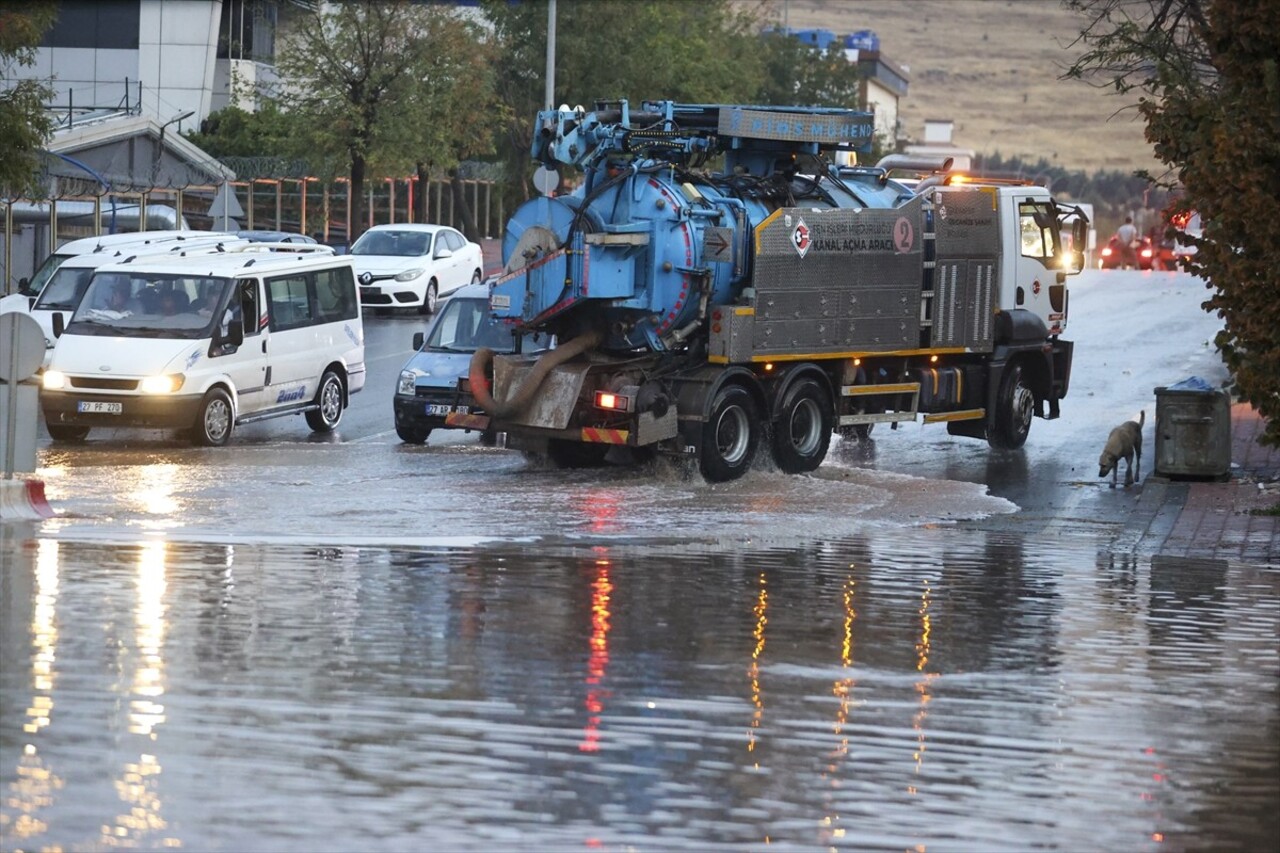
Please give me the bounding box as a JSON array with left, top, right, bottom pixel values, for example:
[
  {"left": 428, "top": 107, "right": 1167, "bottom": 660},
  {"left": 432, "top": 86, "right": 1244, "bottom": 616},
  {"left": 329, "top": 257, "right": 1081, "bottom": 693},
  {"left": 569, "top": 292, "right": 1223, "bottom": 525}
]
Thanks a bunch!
[{"left": 0, "top": 478, "right": 54, "bottom": 520}]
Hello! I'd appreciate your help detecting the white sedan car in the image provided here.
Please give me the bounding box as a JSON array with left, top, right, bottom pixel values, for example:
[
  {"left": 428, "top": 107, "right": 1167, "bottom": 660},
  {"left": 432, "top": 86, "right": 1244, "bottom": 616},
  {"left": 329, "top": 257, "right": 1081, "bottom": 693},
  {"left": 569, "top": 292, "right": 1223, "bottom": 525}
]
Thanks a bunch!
[{"left": 350, "top": 224, "right": 484, "bottom": 314}]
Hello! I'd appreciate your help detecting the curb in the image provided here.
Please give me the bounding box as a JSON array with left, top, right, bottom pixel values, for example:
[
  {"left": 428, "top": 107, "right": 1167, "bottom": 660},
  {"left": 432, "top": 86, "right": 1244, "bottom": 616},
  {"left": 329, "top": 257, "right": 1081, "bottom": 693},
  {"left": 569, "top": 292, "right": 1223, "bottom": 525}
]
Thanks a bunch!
[{"left": 0, "top": 478, "right": 55, "bottom": 521}]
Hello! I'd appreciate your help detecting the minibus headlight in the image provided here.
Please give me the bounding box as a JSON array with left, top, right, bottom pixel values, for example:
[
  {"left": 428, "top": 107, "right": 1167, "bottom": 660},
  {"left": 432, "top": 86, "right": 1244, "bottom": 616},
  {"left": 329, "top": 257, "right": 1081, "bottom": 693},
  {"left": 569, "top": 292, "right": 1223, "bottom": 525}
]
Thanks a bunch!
[
  {"left": 395, "top": 268, "right": 425, "bottom": 282},
  {"left": 42, "top": 370, "right": 66, "bottom": 391},
  {"left": 397, "top": 370, "right": 418, "bottom": 396},
  {"left": 140, "top": 374, "right": 184, "bottom": 394}
]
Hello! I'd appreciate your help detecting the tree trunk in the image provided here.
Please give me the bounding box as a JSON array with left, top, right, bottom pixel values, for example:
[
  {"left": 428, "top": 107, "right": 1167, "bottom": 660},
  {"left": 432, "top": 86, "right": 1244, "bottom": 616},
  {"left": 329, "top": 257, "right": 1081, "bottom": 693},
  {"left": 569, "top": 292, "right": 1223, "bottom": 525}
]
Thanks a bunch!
[
  {"left": 449, "top": 169, "right": 480, "bottom": 242},
  {"left": 414, "top": 161, "right": 431, "bottom": 223},
  {"left": 349, "top": 154, "right": 367, "bottom": 242}
]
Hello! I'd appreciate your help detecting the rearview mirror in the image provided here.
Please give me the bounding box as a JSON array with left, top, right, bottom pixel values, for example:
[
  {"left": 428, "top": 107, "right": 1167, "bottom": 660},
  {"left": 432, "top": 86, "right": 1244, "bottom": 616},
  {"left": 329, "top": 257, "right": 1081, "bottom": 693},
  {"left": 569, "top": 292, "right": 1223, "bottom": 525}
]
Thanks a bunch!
[
  {"left": 52, "top": 312, "right": 65, "bottom": 338},
  {"left": 434, "top": 247, "right": 453, "bottom": 260},
  {"left": 412, "top": 332, "right": 425, "bottom": 350}
]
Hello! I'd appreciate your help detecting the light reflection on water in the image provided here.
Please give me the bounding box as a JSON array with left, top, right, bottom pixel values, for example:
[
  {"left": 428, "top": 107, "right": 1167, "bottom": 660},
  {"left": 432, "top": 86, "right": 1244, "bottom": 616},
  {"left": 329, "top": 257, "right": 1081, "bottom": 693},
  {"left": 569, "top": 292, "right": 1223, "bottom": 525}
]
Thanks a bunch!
[{"left": 1, "top": 529, "right": 1277, "bottom": 852}]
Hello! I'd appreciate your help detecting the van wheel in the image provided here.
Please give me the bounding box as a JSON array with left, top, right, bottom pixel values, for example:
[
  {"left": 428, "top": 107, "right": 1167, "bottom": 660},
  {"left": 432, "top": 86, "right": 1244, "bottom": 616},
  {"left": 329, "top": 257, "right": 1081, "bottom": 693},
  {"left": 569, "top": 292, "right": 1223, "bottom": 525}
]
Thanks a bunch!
[
  {"left": 988, "top": 363, "right": 1033, "bottom": 450},
  {"left": 771, "top": 378, "right": 832, "bottom": 473},
  {"left": 305, "top": 371, "right": 344, "bottom": 432},
  {"left": 700, "top": 383, "right": 760, "bottom": 482},
  {"left": 418, "top": 280, "right": 439, "bottom": 315},
  {"left": 47, "top": 423, "right": 90, "bottom": 443},
  {"left": 396, "top": 423, "right": 431, "bottom": 444},
  {"left": 194, "top": 388, "right": 234, "bottom": 446}
]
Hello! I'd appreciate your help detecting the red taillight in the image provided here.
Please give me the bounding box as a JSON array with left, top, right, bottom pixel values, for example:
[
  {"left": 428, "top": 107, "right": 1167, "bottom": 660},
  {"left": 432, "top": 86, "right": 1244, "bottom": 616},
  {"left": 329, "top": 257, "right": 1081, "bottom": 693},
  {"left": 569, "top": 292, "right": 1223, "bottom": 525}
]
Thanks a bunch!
[
  {"left": 594, "top": 390, "right": 632, "bottom": 412},
  {"left": 1101, "top": 247, "right": 1113, "bottom": 257},
  {"left": 1141, "top": 248, "right": 1153, "bottom": 258}
]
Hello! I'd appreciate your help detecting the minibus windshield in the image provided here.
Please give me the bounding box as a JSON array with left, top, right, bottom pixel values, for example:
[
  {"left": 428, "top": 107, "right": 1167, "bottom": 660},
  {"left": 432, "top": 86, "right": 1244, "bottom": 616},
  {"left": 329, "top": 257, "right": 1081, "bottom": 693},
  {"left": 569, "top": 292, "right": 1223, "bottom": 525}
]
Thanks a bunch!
[{"left": 66, "top": 272, "right": 236, "bottom": 339}]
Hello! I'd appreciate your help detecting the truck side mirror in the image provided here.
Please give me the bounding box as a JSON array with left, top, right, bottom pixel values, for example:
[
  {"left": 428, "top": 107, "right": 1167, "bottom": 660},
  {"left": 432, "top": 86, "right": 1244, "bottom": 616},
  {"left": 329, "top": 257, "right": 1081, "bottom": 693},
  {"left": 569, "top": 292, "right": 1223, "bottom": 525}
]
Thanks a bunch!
[
  {"left": 413, "top": 332, "right": 425, "bottom": 350},
  {"left": 1071, "top": 219, "right": 1089, "bottom": 273},
  {"left": 52, "top": 312, "right": 65, "bottom": 338}
]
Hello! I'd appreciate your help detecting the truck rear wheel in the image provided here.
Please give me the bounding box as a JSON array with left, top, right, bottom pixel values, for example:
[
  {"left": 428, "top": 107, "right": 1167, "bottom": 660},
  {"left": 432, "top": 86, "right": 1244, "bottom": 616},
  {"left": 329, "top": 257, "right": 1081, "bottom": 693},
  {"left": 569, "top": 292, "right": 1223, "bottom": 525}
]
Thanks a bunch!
[
  {"left": 771, "top": 378, "right": 832, "bottom": 473},
  {"left": 700, "top": 384, "right": 760, "bottom": 482},
  {"left": 988, "top": 363, "right": 1033, "bottom": 449}
]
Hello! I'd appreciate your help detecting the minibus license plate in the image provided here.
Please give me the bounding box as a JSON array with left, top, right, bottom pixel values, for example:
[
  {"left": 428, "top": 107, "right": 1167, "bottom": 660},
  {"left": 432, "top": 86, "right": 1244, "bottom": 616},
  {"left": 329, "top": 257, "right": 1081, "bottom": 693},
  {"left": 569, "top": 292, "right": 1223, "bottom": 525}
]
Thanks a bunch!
[
  {"left": 426, "top": 403, "right": 468, "bottom": 416},
  {"left": 78, "top": 401, "right": 123, "bottom": 414}
]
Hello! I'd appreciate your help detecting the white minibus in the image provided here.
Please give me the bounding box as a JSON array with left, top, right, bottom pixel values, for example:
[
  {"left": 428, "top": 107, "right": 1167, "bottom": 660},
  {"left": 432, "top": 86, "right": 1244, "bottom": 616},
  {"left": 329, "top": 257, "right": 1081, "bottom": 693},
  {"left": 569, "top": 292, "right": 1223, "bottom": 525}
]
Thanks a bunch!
[{"left": 41, "top": 245, "right": 365, "bottom": 445}]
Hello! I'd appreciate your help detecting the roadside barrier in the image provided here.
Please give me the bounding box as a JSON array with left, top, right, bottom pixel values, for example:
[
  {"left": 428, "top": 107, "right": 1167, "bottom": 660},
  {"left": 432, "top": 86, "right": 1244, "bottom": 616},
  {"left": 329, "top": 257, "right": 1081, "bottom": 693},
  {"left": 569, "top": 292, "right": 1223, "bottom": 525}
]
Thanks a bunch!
[{"left": 0, "top": 478, "right": 55, "bottom": 520}]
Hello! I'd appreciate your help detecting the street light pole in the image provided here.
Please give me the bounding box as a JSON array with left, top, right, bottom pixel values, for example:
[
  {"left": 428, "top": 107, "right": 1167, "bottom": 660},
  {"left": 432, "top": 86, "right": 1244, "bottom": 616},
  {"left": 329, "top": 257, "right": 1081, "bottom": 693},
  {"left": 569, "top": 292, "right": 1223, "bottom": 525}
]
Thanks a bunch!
[{"left": 544, "top": 0, "right": 556, "bottom": 110}]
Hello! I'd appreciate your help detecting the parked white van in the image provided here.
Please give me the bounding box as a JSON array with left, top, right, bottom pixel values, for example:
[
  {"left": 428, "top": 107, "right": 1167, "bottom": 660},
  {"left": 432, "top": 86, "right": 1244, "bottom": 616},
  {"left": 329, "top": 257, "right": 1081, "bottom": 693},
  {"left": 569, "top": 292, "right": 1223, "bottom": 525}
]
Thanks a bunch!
[
  {"left": 29, "top": 236, "right": 245, "bottom": 365},
  {"left": 41, "top": 245, "right": 365, "bottom": 445},
  {"left": 19, "top": 230, "right": 236, "bottom": 301}
]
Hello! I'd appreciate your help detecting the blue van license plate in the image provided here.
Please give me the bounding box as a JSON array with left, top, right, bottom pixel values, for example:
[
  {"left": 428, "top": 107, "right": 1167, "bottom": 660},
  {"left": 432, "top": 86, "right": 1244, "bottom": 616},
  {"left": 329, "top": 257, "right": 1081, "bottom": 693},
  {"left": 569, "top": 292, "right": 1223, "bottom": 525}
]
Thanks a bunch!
[{"left": 426, "top": 403, "right": 468, "bottom": 416}]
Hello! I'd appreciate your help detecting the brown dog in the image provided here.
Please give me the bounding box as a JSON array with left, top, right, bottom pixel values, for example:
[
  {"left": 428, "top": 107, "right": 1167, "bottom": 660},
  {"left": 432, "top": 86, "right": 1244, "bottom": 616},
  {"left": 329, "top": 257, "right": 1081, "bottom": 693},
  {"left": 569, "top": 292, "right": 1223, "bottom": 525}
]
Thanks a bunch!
[{"left": 1099, "top": 410, "right": 1145, "bottom": 488}]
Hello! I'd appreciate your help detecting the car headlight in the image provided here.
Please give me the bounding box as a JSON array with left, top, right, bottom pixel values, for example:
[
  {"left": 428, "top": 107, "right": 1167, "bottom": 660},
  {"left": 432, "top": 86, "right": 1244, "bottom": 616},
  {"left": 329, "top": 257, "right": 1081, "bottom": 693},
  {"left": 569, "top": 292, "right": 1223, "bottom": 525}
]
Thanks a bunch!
[
  {"left": 398, "top": 370, "right": 419, "bottom": 396},
  {"left": 42, "top": 370, "right": 66, "bottom": 391},
  {"left": 394, "top": 268, "right": 425, "bottom": 282},
  {"left": 139, "top": 374, "right": 185, "bottom": 394}
]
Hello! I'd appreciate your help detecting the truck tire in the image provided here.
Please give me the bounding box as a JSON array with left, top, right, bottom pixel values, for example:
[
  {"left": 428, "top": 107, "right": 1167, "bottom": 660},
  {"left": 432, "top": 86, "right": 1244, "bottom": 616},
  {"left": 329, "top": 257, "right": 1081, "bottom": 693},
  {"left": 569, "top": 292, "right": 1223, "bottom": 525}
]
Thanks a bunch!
[
  {"left": 47, "top": 423, "right": 90, "bottom": 443},
  {"left": 700, "top": 384, "right": 760, "bottom": 482},
  {"left": 988, "top": 363, "right": 1033, "bottom": 449},
  {"left": 193, "top": 388, "right": 234, "bottom": 446},
  {"left": 771, "top": 378, "right": 832, "bottom": 473},
  {"left": 305, "top": 371, "right": 344, "bottom": 432},
  {"left": 547, "top": 438, "right": 609, "bottom": 468},
  {"left": 396, "top": 423, "right": 431, "bottom": 444}
]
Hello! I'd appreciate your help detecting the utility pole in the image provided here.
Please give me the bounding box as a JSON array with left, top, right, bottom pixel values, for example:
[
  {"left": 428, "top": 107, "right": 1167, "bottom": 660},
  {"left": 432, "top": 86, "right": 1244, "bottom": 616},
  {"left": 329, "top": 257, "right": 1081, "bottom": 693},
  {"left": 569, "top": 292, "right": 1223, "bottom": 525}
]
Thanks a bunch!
[{"left": 544, "top": 0, "right": 557, "bottom": 110}]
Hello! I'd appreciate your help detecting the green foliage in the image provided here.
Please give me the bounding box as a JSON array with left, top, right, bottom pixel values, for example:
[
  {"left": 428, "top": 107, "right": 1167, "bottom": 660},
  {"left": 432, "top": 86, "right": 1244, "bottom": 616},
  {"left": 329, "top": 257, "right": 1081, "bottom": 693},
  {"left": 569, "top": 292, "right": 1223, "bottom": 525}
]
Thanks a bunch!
[
  {"left": 268, "top": 0, "right": 498, "bottom": 235},
  {"left": 184, "top": 104, "right": 302, "bottom": 160},
  {"left": 482, "top": 0, "right": 763, "bottom": 202},
  {"left": 0, "top": 3, "right": 56, "bottom": 197},
  {"left": 1066, "top": 0, "right": 1280, "bottom": 445}
]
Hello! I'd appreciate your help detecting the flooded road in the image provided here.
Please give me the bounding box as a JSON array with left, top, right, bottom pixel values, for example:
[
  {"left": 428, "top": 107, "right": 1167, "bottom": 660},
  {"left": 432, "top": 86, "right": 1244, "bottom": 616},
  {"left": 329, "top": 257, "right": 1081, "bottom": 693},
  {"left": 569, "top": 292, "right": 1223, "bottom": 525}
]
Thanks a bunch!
[
  {"left": 4, "top": 267, "right": 1277, "bottom": 850},
  {"left": 3, "top": 528, "right": 1277, "bottom": 851}
]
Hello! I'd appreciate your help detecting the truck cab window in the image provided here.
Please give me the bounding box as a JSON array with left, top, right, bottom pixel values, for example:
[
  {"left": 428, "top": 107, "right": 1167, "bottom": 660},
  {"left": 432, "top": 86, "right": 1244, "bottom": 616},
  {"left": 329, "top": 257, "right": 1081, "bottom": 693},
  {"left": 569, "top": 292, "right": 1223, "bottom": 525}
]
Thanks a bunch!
[{"left": 1019, "top": 202, "right": 1059, "bottom": 262}]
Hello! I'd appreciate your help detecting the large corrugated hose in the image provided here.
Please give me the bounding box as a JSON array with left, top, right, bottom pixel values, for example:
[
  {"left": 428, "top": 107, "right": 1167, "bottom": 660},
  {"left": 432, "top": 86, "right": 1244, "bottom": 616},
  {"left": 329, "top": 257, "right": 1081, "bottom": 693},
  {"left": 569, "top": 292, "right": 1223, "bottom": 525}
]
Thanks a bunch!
[{"left": 468, "top": 330, "right": 604, "bottom": 419}]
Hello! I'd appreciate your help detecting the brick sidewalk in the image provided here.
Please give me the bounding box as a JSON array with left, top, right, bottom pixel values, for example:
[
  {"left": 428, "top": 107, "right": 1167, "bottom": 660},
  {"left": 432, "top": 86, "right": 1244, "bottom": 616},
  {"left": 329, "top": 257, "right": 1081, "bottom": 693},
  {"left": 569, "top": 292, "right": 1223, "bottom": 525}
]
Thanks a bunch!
[{"left": 1158, "top": 403, "right": 1279, "bottom": 563}]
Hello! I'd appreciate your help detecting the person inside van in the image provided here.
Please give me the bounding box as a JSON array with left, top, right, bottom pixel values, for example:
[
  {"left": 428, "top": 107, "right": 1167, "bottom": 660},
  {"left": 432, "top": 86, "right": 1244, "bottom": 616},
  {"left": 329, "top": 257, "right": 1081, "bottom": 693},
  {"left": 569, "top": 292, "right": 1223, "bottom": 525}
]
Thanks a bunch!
[
  {"left": 102, "top": 280, "right": 138, "bottom": 315},
  {"left": 158, "top": 288, "right": 183, "bottom": 316}
]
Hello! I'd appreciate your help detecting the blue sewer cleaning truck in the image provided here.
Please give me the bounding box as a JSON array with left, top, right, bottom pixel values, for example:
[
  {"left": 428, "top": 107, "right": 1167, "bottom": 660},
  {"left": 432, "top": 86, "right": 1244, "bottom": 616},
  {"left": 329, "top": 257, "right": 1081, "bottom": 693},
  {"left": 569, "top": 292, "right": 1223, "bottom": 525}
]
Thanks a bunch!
[{"left": 461, "top": 100, "right": 1086, "bottom": 481}]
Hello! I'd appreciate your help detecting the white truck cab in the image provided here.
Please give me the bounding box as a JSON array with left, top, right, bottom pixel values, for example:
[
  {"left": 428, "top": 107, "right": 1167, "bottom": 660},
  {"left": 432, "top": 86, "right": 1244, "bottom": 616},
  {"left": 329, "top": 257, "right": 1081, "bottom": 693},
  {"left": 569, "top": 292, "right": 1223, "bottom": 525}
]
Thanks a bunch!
[{"left": 41, "top": 244, "right": 365, "bottom": 445}]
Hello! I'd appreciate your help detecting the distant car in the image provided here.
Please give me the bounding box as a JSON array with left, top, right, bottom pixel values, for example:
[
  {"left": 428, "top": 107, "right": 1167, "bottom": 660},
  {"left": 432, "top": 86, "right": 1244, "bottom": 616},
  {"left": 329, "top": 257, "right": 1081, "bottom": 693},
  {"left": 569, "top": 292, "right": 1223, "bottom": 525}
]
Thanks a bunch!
[
  {"left": 393, "top": 282, "right": 551, "bottom": 445},
  {"left": 236, "top": 230, "right": 318, "bottom": 245},
  {"left": 1099, "top": 234, "right": 1155, "bottom": 270},
  {"left": 350, "top": 223, "right": 483, "bottom": 314}
]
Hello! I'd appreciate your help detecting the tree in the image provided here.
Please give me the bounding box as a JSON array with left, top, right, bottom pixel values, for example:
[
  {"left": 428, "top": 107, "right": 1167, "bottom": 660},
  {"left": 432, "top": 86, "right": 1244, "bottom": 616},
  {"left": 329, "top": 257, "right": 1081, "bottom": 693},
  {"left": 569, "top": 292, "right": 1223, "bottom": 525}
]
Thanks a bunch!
[
  {"left": 269, "top": 0, "right": 497, "bottom": 238},
  {"left": 482, "top": 0, "right": 762, "bottom": 204},
  {"left": 1066, "top": 0, "right": 1280, "bottom": 446},
  {"left": 0, "top": 3, "right": 56, "bottom": 198}
]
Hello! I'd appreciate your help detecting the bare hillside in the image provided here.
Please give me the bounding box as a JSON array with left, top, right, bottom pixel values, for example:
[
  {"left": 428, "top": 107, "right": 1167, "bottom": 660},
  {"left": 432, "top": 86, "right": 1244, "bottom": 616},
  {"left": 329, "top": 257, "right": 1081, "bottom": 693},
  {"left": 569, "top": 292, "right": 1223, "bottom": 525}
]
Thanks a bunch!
[{"left": 744, "top": 0, "right": 1162, "bottom": 175}]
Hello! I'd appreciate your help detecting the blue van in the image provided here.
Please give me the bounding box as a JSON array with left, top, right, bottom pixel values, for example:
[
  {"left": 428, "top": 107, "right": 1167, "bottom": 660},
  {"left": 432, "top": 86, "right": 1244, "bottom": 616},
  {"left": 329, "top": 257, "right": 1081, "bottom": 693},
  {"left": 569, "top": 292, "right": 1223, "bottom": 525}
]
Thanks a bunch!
[{"left": 393, "top": 282, "right": 550, "bottom": 444}]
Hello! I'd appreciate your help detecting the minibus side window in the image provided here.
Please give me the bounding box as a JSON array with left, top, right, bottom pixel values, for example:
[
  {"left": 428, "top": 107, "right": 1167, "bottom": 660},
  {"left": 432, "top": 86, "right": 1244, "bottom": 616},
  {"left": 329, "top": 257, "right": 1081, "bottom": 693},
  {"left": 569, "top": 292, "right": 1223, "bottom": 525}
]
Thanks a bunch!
[
  {"left": 314, "top": 267, "right": 357, "bottom": 322},
  {"left": 266, "top": 274, "right": 312, "bottom": 331},
  {"left": 239, "top": 280, "right": 260, "bottom": 337}
]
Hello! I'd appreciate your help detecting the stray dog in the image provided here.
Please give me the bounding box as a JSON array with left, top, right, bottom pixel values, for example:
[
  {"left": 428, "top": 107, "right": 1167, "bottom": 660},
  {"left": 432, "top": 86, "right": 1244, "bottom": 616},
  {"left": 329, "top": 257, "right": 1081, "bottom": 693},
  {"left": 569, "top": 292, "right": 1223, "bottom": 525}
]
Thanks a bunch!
[{"left": 1099, "top": 410, "right": 1144, "bottom": 488}]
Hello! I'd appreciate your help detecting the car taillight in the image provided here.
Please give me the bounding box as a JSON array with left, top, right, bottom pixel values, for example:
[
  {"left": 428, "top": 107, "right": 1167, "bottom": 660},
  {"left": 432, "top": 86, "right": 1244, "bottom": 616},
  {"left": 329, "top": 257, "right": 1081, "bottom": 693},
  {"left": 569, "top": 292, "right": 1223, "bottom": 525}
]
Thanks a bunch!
[
  {"left": 1101, "top": 247, "right": 1112, "bottom": 257},
  {"left": 1141, "top": 247, "right": 1153, "bottom": 258}
]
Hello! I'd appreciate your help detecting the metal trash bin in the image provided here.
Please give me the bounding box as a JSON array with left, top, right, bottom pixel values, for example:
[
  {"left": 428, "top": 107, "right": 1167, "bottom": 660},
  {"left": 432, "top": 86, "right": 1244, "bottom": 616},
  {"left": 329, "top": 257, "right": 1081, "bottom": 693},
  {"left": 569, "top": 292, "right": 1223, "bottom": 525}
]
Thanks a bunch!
[{"left": 1153, "top": 380, "right": 1232, "bottom": 479}]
